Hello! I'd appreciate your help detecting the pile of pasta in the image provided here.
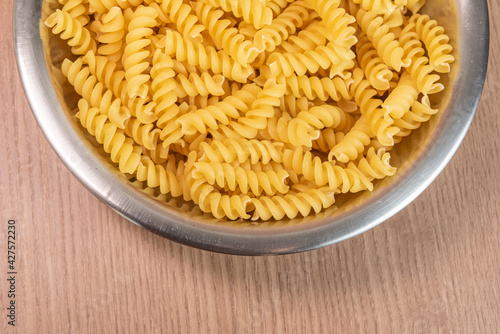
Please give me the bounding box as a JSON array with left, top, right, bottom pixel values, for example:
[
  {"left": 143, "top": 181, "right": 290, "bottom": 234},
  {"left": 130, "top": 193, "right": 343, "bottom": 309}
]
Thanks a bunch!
[{"left": 45, "top": 0, "right": 454, "bottom": 221}]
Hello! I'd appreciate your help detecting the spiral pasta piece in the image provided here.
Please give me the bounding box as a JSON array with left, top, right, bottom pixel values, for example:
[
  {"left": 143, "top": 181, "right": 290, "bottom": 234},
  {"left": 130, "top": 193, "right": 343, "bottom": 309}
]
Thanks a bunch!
[
  {"left": 150, "top": 51, "right": 181, "bottom": 129},
  {"left": 124, "top": 118, "right": 161, "bottom": 150},
  {"left": 381, "top": 72, "right": 419, "bottom": 120},
  {"left": 267, "top": 42, "right": 356, "bottom": 77},
  {"left": 84, "top": 50, "right": 157, "bottom": 126},
  {"left": 279, "top": 21, "right": 329, "bottom": 53},
  {"left": 157, "top": 0, "right": 205, "bottom": 39},
  {"left": 171, "top": 72, "right": 226, "bottom": 98},
  {"left": 312, "top": 129, "right": 345, "bottom": 152},
  {"left": 356, "top": 147, "right": 397, "bottom": 180},
  {"left": 226, "top": 81, "right": 286, "bottom": 138},
  {"left": 406, "top": 0, "right": 426, "bottom": 13},
  {"left": 62, "top": 58, "right": 131, "bottom": 128},
  {"left": 284, "top": 74, "right": 353, "bottom": 101},
  {"left": 196, "top": 2, "right": 258, "bottom": 65},
  {"left": 45, "top": 9, "right": 97, "bottom": 55},
  {"left": 348, "top": 68, "right": 382, "bottom": 115},
  {"left": 393, "top": 95, "right": 438, "bottom": 140},
  {"left": 357, "top": 33, "right": 393, "bottom": 91},
  {"left": 250, "top": 187, "right": 336, "bottom": 220},
  {"left": 82, "top": 51, "right": 127, "bottom": 101},
  {"left": 123, "top": 6, "right": 157, "bottom": 99},
  {"left": 164, "top": 30, "right": 254, "bottom": 83},
  {"left": 253, "top": 1, "right": 310, "bottom": 52},
  {"left": 76, "top": 99, "right": 142, "bottom": 174},
  {"left": 410, "top": 14, "right": 454, "bottom": 73},
  {"left": 258, "top": 113, "right": 320, "bottom": 148},
  {"left": 135, "top": 155, "right": 185, "bottom": 197},
  {"left": 175, "top": 84, "right": 261, "bottom": 135},
  {"left": 328, "top": 116, "right": 372, "bottom": 163},
  {"left": 199, "top": 138, "right": 285, "bottom": 164},
  {"left": 61, "top": 0, "right": 90, "bottom": 26},
  {"left": 295, "top": 105, "right": 352, "bottom": 131},
  {"left": 266, "top": 0, "right": 296, "bottom": 16},
  {"left": 306, "top": 0, "right": 357, "bottom": 48},
  {"left": 356, "top": 8, "right": 409, "bottom": 71},
  {"left": 283, "top": 147, "right": 373, "bottom": 193},
  {"left": 188, "top": 179, "right": 252, "bottom": 220},
  {"left": 399, "top": 23, "right": 443, "bottom": 95},
  {"left": 351, "top": 0, "right": 398, "bottom": 16},
  {"left": 88, "top": 0, "right": 142, "bottom": 14},
  {"left": 183, "top": 153, "right": 252, "bottom": 219},
  {"left": 193, "top": 162, "right": 289, "bottom": 196},
  {"left": 98, "top": 7, "right": 125, "bottom": 64},
  {"left": 202, "top": 0, "right": 273, "bottom": 29}
]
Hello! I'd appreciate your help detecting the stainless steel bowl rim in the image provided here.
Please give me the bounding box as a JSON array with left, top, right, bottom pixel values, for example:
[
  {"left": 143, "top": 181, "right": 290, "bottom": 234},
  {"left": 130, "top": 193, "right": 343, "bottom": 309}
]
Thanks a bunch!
[{"left": 14, "top": 0, "right": 489, "bottom": 255}]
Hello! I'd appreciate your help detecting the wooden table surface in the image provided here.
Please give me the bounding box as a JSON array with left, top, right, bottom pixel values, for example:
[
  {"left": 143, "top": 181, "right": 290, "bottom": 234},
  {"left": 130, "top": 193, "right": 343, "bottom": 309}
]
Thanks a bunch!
[{"left": 1, "top": 0, "right": 499, "bottom": 333}]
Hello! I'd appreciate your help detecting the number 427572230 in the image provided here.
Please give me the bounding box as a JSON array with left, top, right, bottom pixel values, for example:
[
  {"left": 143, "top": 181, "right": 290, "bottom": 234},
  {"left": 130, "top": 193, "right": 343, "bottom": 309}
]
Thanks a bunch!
[{"left": 7, "top": 220, "right": 15, "bottom": 271}]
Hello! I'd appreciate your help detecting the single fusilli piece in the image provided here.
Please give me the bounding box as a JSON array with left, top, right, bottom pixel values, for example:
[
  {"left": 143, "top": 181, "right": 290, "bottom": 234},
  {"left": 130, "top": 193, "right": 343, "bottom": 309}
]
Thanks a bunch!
[
  {"left": 357, "top": 33, "right": 393, "bottom": 91},
  {"left": 266, "top": 42, "right": 356, "bottom": 77},
  {"left": 306, "top": 0, "right": 357, "bottom": 48},
  {"left": 61, "top": 0, "right": 90, "bottom": 26},
  {"left": 150, "top": 51, "right": 181, "bottom": 129},
  {"left": 62, "top": 58, "right": 131, "bottom": 128},
  {"left": 196, "top": 2, "right": 258, "bottom": 65},
  {"left": 97, "top": 7, "right": 125, "bottom": 64},
  {"left": 202, "top": 0, "right": 273, "bottom": 29},
  {"left": 226, "top": 81, "right": 286, "bottom": 139},
  {"left": 76, "top": 99, "right": 142, "bottom": 174},
  {"left": 278, "top": 21, "right": 330, "bottom": 53},
  {"left": 258, "top": 112, "right": 320, "bottom": 148},
  {"left": 328, "top": 116, "right": 372, "bottom": 163},
  {"left": 410, "top": 14, "right": 454, "bottom": 73},
  {"left": 351, "top": 0, "right": 398, "bottom": 16},
  {"left": 356, "top": 8, "right": 409, "bottom": 71},
  {"left": 164, "top": 30, "right": 254, "bottom": 83},
  {"left": 123, "top": 6, "right": 157, "bottom": 99},
  {"left": 157, "top": 0, "right": 205, "bottom": 39},
  {"left": 253, "top": 1, "right": 310, "bottom": 52},
  {"left": 173, "top": 72, "right": 226, "bottom": 97},
  {"left": 88, "top": 0, "right": 143, "bottom": 14},
  {"left": 250, "top": 187, "right": 336, "bottom": 220},
  {"left": 135, "top": 155, "right": 185, "bottom": 197},
  {"left": 294, "top": 105, "right": 353, "bottom": 132},
  {"left": 283, "top": 147, "right": 374, "bottom": 193},
  {"left": 45, "top": 9, "right": 97, "bottom": 55},
  {"left": 175, "top": 84, "right": 261, "bottom": 135},
  {"left": 283, "top": 74, "right": 353, "bottom": 101},
  {"left": 193, "top": 162, "right": 290, "bottom": 196},
  {"left": 198, "top": 138, "right": 285, "bottom": 164},
  {"left": 399, "top": 22, "right": 444, "bottom": 95}
]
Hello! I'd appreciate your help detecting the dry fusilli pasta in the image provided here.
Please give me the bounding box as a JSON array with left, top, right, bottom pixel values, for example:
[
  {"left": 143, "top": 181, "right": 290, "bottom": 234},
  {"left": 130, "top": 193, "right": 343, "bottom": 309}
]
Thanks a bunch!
[{"left": 45, "top": 0, "right": 455, "bottom": 221}]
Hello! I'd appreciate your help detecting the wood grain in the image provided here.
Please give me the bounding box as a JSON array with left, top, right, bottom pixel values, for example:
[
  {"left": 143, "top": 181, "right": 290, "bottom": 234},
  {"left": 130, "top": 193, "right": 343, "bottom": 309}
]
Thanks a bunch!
[{"left": 1, "top": 1, "right": 499, "bottom": 333}]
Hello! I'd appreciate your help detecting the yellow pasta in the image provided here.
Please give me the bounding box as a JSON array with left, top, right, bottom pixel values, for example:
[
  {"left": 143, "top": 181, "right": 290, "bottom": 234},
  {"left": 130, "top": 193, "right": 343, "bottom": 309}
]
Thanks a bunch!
[
  {"left": 196, "top": 2, "right": 258, "bottom": 65},
  {"left": 97, "top": 7, "right": 124, "bottom": 64},
  {"left": 45, "top": 0, "right": 454, "bottom": 221},
  {"left": 356, "top": 7, "right": 409, "bottom": 71},
  {"left": 46, "top": 9, "right": 97, "bottom": 55},
  {"left": 253, "top": 1, "right": 310, "bottom": 52},
  {"left": 199, "top": 138, "right": 285, "bottom": 164},
  {"left": 202, "top": 0, "right": 273, "bottom": 29}
]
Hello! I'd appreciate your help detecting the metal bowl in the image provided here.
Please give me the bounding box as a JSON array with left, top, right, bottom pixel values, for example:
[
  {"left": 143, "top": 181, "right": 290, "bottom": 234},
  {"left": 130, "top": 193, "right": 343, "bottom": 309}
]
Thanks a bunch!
[{"left": 14, "top": 0, "right": 489, "bottom": 255}]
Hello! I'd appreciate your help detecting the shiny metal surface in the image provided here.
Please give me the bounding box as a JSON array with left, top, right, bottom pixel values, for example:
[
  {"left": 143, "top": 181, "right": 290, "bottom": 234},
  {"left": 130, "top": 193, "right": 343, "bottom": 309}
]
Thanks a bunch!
[{"left": 14, "top": 0, "right": 489, "bottom": 255}]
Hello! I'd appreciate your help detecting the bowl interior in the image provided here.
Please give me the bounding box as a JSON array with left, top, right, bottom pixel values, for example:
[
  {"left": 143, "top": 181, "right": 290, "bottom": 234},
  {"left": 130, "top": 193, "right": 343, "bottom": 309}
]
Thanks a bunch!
[{"left": 15, "top": 0, "right": 488, "bottom": 254}]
